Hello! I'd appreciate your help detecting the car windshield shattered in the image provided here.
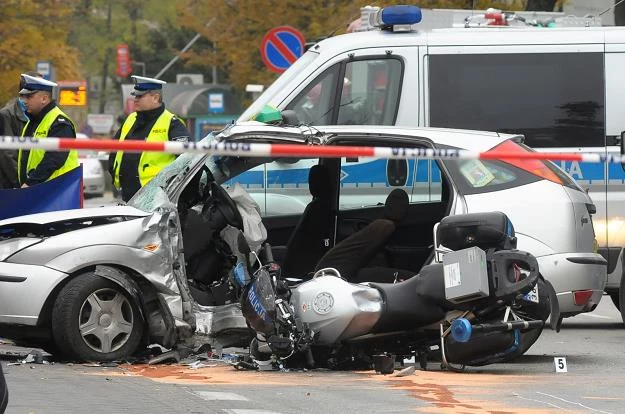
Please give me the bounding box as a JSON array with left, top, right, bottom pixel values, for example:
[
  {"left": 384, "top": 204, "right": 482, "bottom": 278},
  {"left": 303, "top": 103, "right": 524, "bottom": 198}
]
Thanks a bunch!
[{"left": 128, "top": 132, "right": 224, "bottom": 212}]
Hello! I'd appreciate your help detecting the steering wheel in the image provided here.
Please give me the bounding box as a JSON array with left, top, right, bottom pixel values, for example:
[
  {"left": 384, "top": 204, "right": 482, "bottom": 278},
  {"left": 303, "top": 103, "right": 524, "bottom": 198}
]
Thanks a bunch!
[{"left": 202, "top": 181, "right": 243, "bottom": 230}]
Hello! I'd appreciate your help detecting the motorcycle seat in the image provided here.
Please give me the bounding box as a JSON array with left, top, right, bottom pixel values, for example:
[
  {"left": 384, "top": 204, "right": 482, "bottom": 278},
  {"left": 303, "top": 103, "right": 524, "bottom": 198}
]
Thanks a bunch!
[{"left": 369, "top": 265, "right": 451, "bottom": 334}]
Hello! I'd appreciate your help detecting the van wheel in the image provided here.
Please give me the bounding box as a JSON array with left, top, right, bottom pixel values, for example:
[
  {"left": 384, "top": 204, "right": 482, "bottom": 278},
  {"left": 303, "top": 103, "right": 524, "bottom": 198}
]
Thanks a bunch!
[
  {"left": 612, "top": 276, "right": 625, "bottom": 322},
  {"left": 52, "top": 273, "right": 144, "bottom": 361},
  {"left": 609, "top": 291, "right": 620, "bottom": 311}
]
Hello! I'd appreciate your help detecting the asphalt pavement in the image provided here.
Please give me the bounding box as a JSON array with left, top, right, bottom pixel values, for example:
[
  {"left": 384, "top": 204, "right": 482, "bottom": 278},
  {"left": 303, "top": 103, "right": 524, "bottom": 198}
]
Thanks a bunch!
[
  {"left": 1, "top": 297, "right": 624, "bottom": 414},
  {"left": 2, "top": 194, "right": 624, "bottom": 413}
]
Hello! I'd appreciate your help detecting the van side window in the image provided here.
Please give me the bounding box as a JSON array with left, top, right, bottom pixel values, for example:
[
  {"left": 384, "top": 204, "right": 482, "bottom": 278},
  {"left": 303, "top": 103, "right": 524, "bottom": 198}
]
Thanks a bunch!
[
  {"left": 286, "top": 57, "right": 402, "bottom": 126},
  {"left": 338, "top": 59, "right": 402, "bottom": 125},
  {"left": 428, "top": 53, "right": 605, "bottom": 148},
  {"left": 286, "top": 67, "right": 340, "bottom": 125}
]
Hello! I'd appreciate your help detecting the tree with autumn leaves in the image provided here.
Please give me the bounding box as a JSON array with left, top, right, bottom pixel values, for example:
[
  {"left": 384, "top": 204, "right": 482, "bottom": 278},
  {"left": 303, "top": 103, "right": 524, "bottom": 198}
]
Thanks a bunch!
[
  {"left": 0, "top": 0, "right": 81, "bottom": 104},
  {"left": 175, "top": 0, "right": 548, "bottom": 102}
]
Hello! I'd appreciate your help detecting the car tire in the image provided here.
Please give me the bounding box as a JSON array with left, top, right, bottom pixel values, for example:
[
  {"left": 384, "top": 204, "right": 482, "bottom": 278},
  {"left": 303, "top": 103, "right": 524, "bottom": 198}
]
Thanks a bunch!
[
  {"left": 619, "top": 276, "right": 625, "bottom": 325},
  {"left": 51, "top": 273, "right": 144, "bottom": 362},
  {"left": 609, "top": 291, "right": 620, "bottom": 311}
]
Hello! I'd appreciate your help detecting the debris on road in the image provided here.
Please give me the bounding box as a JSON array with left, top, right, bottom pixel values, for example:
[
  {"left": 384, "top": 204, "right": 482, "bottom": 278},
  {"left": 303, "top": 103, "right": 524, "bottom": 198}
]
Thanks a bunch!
[
  {"left": 6, "top": 350, "right": 50, "bottom": 366},
  {"left": 389, "top": 366, "right": 416, "bottom": 377}
]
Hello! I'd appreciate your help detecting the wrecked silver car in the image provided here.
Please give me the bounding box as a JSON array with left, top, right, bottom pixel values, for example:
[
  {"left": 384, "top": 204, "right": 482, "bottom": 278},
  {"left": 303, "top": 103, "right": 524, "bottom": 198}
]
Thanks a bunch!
[
  {"left": 0, "top": 123, "right": 316, "bottom": 361},
  {"left": 0, "top": 121, "right": 606, "bottom": 362}
]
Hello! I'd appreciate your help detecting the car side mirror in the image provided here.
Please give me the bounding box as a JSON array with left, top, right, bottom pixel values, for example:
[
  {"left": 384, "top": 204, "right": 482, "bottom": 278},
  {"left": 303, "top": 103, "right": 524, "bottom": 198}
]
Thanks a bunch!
[{"left": 621, "top": 131, "right": 625, "bottom": 172}]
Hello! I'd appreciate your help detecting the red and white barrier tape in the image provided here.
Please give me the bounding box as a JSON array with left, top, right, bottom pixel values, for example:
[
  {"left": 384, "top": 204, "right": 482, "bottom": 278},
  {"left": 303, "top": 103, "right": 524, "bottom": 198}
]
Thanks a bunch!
[{"left": 0, "top": 135, "right": 620, "bottom": 163}]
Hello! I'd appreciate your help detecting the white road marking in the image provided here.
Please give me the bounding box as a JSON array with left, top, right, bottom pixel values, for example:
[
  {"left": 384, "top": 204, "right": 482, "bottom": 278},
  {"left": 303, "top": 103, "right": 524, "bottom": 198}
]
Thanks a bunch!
[
  {"left": 193, "top": 391, "right": 249, "bottom": 401},
  {"left": 224, "top": 410, "right": 284, "bottom": 414},
  {"left": 512, "top": 393, "right": 564, "bottom": 409},
  {"left": 537, "top": 392, "right": 614, "bottom": 414}
]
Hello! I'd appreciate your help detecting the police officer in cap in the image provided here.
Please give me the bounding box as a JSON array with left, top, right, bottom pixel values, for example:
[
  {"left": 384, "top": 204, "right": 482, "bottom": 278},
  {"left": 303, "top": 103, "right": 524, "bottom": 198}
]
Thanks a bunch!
[
  {"left": 109, "top": 75, "right": 189, "bottom": 202},
  {"left": 18, "top": 74, "right": 79, "bottom": 188}
]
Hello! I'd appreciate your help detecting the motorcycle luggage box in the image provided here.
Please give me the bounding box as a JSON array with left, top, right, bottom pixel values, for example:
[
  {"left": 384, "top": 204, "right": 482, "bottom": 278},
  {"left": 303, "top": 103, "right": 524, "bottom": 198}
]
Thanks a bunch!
[
  {"left": 437, "top": 212, "right": 516, "bottom": 251},
  {"left": 443, "top": 246, "right": 489, "bottom": 303}
]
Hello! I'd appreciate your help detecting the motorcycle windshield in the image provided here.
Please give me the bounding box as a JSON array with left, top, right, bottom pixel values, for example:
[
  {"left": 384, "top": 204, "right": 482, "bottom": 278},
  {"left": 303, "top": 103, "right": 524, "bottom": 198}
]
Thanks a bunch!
[{"left": 242, "top": 269, "right": 277, "bottom": 334}]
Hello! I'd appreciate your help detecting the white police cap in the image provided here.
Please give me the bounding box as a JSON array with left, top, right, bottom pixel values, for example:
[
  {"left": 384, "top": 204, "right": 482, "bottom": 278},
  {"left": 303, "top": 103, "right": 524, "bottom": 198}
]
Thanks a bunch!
[
  {"left": 19, "top": 74, "right": 57, "bottom": 95},
  {"left": 131, "top": 75, "right": 167, "bottom": 96}
]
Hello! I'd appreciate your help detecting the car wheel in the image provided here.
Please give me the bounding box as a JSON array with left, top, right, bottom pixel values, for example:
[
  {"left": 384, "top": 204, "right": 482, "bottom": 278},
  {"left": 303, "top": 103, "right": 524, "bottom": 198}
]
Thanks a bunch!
[
  {"left": 52, "top": 273, "right": 144, "bottom": 361},
  {"left": 609, "top": 291, "right": 620, "bottom": 311},
  {"left": 617, "top": 276, "right": 625, "bottom": 322}
]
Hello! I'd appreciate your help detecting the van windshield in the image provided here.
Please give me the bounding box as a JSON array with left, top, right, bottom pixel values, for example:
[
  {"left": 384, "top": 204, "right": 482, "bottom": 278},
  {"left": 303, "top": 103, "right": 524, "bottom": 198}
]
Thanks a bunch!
[{"left": 238, "top": 50, "right": 319, "bottom": 122}]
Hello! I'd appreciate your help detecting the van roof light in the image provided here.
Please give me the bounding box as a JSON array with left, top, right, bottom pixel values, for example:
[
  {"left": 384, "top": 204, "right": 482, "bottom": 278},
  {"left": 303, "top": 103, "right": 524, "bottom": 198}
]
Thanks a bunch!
[
  {"left": 463, "top": 8, "right": 600, "bottom": 28},
  {"left": 369, "top": 5, "right": 422, "bottom": 31}
]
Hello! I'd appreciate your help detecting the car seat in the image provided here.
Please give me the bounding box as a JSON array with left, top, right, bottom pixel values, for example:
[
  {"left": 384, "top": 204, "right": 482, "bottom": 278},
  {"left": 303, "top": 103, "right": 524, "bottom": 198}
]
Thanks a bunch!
[
  {"left": 281, "top": 165, "right": 334, "bottom": 277},
  {"left": 314, "top": 188, "right": 409, "bottom": 281}
]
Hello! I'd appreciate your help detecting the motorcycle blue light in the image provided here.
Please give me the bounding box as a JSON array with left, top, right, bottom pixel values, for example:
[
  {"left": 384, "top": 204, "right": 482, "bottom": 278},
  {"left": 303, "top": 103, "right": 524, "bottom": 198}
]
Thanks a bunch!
[
  {"left": 450, "top": 318, "right": 473, "bottom": 343},
  {"left": 379, "top": 5, "right": 422, "bottom": 26},
  {"left": 233, "top": 262, "right": 249, "bottom": 287}
]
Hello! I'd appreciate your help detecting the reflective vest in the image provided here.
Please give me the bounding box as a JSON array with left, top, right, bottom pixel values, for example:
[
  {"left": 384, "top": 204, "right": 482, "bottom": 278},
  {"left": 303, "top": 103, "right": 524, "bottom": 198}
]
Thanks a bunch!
[
  {"left": 18, "top": 106, "right": 79, "bottom": 184},
  {"left": 113, "top": 110, "right": 177, "bottom": 189}
]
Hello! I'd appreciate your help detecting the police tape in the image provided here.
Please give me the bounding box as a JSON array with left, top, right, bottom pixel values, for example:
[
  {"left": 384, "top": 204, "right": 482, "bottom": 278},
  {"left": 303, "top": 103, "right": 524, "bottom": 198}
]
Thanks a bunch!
[{"left": 0, "top": 135, "right": 621, "bottom": 163}]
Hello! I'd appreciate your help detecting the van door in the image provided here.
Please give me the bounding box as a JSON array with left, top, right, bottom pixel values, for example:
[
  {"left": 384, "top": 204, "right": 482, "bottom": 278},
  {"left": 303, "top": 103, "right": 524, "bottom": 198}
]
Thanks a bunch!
[{"left": 424, "top": 43, "right": 608, "bottom": 262}]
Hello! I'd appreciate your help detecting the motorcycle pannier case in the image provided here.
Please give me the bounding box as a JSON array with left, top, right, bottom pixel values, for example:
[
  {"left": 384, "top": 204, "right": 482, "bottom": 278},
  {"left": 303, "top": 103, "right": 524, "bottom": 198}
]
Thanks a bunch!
[{"left": 437, "top": 212, "right": 516, "bottom": 251}]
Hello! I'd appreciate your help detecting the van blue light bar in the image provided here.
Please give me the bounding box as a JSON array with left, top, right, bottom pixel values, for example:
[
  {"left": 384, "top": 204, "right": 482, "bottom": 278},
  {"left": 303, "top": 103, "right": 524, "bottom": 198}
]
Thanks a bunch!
[{"left": 374, "top": 5, "right": 422, "bottom": 27}]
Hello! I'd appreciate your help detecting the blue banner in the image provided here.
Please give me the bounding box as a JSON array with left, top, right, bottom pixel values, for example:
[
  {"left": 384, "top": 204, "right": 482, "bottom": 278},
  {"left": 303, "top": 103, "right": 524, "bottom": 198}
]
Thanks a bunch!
[{"left": 0, "top": 166, "right": 83, "bottom": 220}]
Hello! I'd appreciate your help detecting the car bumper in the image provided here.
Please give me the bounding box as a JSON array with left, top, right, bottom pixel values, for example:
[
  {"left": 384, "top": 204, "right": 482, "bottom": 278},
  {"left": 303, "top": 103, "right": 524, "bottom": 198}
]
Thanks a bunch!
[
  {"left": 0, "top": 263, "right": 68, "bottom": 326},
  {"left": 537, "top": 253, "right": 607, "bottom": 316},
  {"left": 83, "top": 175, "right": 105, "bottom": 196}
]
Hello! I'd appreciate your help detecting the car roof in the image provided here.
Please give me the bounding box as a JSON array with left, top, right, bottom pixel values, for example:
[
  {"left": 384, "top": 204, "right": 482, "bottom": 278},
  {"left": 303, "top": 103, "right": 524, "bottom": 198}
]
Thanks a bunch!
[{"left": 223, "top": 122, "right": 517, "bottom": 153}]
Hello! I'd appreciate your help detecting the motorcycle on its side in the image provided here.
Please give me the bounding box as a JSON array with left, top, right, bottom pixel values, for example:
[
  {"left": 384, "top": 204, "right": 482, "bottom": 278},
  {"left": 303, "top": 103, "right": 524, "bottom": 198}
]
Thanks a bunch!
[{"left": 233, "top": 211, "right": 558, "bottom": 372}]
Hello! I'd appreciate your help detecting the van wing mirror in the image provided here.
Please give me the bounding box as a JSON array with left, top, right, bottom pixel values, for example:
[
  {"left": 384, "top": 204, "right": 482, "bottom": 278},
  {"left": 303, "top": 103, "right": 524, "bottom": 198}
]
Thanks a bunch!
[
  {"left": 386, "top": 159, "right": 408, "bottom": 187},
  {"left": 621, "top": 131, "right": 625, "bottom": 172}
]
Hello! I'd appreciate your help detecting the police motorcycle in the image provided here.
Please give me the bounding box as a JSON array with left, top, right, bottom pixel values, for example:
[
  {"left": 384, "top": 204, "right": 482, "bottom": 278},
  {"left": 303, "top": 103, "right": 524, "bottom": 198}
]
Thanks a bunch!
[{"left": 232, "top": 212, "right": 557, "bottom": 371}]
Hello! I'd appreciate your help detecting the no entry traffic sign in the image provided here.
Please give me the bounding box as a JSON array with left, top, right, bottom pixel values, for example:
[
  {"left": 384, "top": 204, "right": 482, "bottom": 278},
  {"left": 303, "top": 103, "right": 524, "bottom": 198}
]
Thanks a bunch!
[{"left": 260, "top": 26, "right": 305, "bottom": 74}]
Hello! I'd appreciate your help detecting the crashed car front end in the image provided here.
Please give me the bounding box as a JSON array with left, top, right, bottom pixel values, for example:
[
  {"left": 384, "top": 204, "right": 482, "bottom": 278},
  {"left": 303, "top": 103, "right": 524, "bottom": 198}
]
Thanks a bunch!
[{"left": 0, "top": 124, "right": 318, "bottom": 359}]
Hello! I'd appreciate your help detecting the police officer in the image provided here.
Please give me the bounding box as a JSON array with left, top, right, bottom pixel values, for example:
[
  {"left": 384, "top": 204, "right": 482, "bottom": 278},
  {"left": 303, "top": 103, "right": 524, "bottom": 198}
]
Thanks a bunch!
[
  {"left": 0, "top": 72, "right": 43, "bottom": 189},
  {"left": 109, "top": 76, "right": 189, "bottom": 202},
  {"left": 17, "top": 74, "right": 79, "bottom": 188}
]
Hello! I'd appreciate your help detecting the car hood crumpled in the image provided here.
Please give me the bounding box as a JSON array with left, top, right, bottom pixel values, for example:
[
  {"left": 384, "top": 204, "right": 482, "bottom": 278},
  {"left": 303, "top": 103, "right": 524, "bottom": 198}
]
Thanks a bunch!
[{"left": 0, "top": 206, "right": 149, "bottom": 227}]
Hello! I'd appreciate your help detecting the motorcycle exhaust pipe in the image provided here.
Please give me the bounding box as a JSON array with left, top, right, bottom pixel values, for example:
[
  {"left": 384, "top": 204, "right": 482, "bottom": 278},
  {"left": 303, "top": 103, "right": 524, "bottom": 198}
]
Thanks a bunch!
[{"left": 450, "top": 318, "right": 544, "bottom": 343}]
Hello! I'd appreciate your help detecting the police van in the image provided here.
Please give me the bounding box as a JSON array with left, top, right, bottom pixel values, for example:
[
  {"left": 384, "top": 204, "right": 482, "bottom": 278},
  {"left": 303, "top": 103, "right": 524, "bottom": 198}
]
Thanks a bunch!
[{"left": 237, "top": 5, "right": 625, "bottom": 318}]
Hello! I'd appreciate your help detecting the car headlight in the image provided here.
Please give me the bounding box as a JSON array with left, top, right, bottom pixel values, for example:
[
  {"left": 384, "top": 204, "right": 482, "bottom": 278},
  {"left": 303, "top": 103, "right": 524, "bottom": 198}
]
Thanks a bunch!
[{"left": 0, "top": 238, "right": 42, "bottom": 261}]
